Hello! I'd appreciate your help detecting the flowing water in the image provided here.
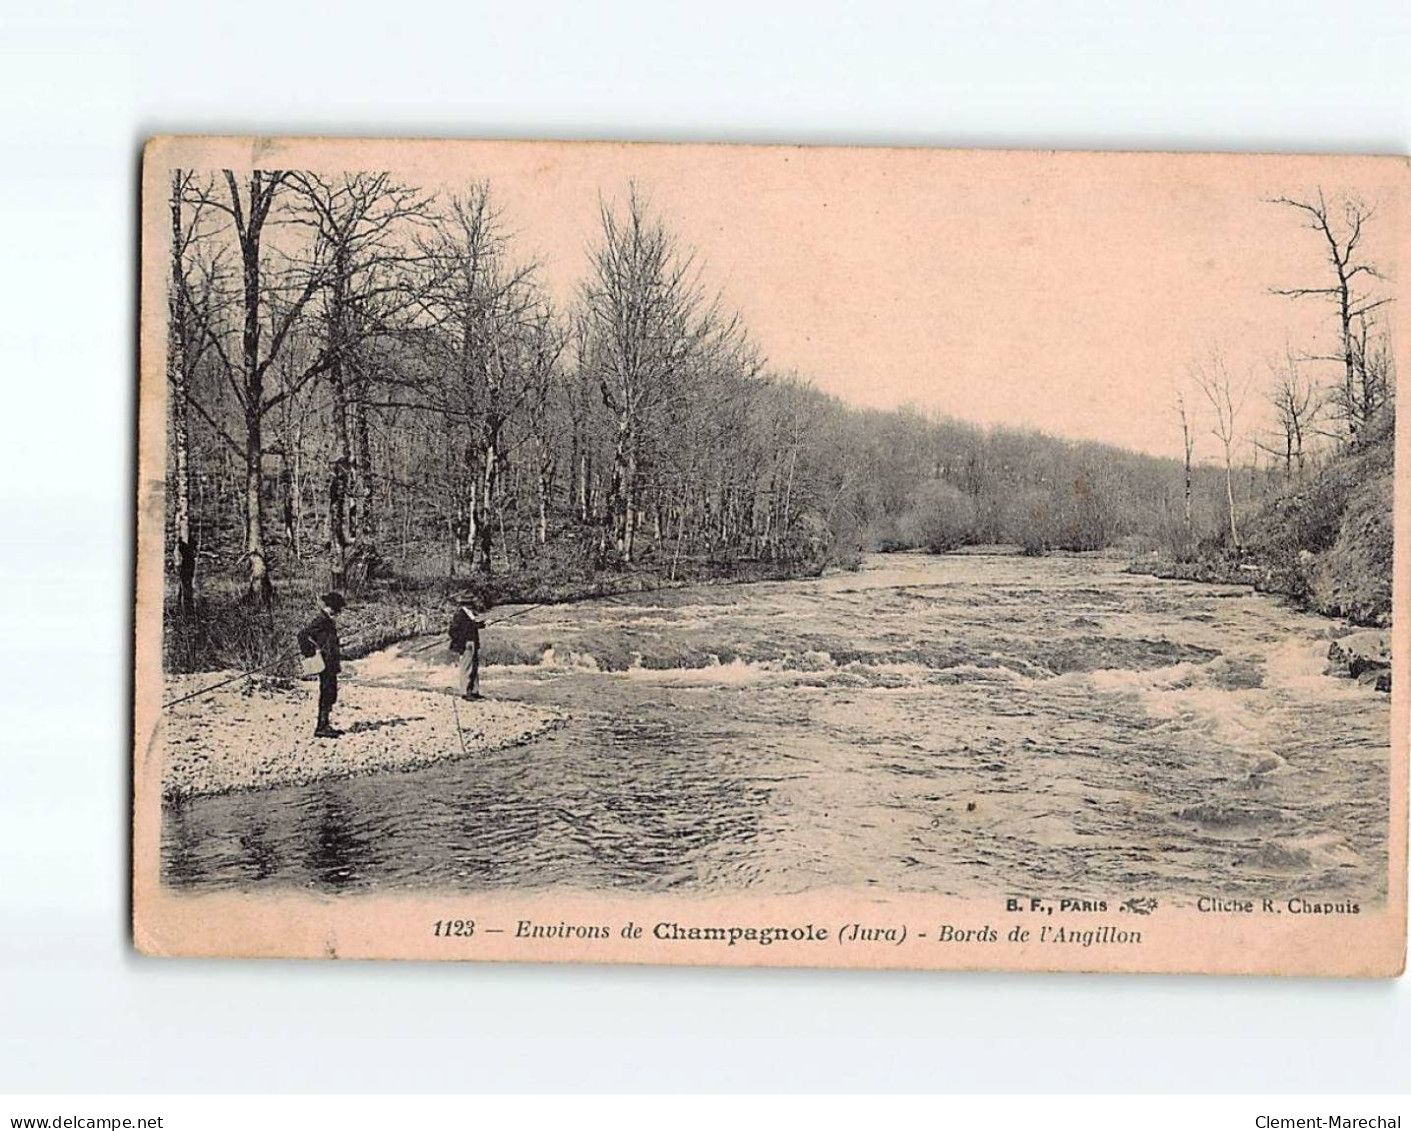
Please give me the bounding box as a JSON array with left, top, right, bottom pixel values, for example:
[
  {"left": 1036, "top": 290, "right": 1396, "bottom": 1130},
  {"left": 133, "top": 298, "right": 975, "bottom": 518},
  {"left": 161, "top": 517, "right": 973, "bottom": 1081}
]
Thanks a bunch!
[{"left": 163, "top": 552, "right": 1390, "bottom": 903}]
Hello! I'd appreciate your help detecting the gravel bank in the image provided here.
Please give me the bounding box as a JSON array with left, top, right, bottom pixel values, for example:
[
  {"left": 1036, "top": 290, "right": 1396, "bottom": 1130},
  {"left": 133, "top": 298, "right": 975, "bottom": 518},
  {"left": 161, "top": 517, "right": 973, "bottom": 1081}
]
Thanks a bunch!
[{"left": 161, "top": 674, "right": 565, "bottom": 800}]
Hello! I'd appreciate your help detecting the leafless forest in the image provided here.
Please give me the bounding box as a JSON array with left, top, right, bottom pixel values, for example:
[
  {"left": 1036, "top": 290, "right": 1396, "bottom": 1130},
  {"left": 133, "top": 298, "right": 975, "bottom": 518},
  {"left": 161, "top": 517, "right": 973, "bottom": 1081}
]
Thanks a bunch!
[{"left": 162, "top": 173, "right": 1396, "bottom": 672}]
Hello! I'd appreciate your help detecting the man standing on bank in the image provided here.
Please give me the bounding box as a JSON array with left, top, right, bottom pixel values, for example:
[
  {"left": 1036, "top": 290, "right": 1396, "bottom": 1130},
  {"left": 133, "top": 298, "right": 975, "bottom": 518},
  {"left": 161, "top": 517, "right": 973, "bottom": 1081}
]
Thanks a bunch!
[
  {"left": 298, "top": 591, "right": 346, "bottom": 738},
  {"left": 448, "top": 599, "right": 484, "bottom": 701}
]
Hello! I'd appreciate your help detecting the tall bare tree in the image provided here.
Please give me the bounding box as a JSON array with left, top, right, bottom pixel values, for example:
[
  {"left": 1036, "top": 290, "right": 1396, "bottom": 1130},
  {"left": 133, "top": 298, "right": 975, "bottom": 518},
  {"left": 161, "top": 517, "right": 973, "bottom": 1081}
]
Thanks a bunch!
[
  {"left": 1174, "top": 389, "right": 1195, "bottom": 537},
  {"left": 521, "top": 302, "right": 569, "bottom": 546},
  {"left": 287, "top": 172, "right": 431, "bottom": 588},
  {"left": 167, "top": 170, "right": 205, "bottom": 615},
  {"left": 416, "top": 184, "right": 540, "bottom": 574},
  {"left": 1268, "top": 191, "right": 1390, "bottom": 439},
  {"left": 583, "top": 185, "right": 720, "bottom": 563},
  {"left": 1192, "top": 348, "right": 1251, "bottom": 551},
  {"left": 183, "top": 172, "right": 332, "bottom": 604}
]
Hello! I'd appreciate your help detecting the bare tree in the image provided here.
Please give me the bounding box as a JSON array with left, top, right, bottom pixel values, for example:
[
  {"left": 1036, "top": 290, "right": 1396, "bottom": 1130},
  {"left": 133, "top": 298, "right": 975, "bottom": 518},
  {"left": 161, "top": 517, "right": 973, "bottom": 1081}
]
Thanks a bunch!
[
  {"left": 415, "top": 184, "right": 540, "bottom": 574},
  {"left": 564, "top": 311, "right": 599, "bottom": 526},
  {"left": 1259, "top": 344, "right": 1320, "bottom": 481},
  {"left": 583, "top": 185, "right": 721, "bottom": 563},
  {"left": 1192, "top": 347, "right": 1251, "bottom": 551},
  {"left": 286, "top": 172, "right": 432, "bottom": 588},
  {"left": 1349, "top": 313, "right": 1396, "bottom": 428},
  {"left": 521, "top": 303, "right": 569, "bottom": 546},
  {"left": 1268, "top": 191, "right": 1390, "bottom": 439},
  {"left": 1174, "top": 389, "right": 1195, "bottom": 536},
  {"left": 183, "top": 171, "right": 333, "bottom": 604},
  {"left": 166, "top": 170, "right": 210, "bottom": 616}
]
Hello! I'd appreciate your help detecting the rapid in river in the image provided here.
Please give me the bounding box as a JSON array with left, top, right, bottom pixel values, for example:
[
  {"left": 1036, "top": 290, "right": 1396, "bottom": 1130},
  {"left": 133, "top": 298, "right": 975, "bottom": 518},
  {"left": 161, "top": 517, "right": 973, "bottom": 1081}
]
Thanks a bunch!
[{"left": 162, "top": 552, "right": 1390, "bottom": 903}]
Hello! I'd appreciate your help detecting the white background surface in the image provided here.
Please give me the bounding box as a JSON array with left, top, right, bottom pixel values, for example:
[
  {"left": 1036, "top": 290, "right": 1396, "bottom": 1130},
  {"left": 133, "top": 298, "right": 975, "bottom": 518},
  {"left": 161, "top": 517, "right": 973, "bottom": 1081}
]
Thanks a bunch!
[{"left": 1, "top": 0, "right": 1408, "bottom": 1094}]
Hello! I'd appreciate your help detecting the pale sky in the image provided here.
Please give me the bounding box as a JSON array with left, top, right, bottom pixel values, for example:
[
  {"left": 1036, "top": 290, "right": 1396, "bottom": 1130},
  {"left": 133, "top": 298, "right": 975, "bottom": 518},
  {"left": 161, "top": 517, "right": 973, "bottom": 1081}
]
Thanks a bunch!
[{"left": 156, "top": 140, "right": 1406, "bottom": 462}]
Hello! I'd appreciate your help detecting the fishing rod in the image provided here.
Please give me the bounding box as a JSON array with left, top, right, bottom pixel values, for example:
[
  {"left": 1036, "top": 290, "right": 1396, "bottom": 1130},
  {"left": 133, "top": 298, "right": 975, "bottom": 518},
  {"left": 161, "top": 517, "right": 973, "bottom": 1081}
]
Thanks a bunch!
[
  {"left": 450, "top": 695, "right": 470, "bottom": 759},
  {"left": 404, "top": 602, "right": 547, "bottom": 656},
  {"left": 161, "top": 646, "right": 300, "bottom": 710},
  {"left": 484, "top": 603, "right": 545, "bottom": 627},
  {"left": 162, "top": 618, "right": 410, "bottom": 709}
]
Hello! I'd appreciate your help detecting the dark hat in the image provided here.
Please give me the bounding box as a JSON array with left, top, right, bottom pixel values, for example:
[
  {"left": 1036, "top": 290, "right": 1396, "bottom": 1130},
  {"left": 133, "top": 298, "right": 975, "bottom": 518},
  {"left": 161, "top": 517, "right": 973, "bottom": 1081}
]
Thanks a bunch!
[{"left": 321, "top": 591, "right": 347, "bottom": 613}]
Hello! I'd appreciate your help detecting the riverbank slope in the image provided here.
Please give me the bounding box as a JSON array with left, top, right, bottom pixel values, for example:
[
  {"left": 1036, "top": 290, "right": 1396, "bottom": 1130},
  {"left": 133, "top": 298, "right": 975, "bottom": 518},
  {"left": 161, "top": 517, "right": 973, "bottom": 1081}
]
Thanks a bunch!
[{"left": 1132, "top": 418, "right": 1394, "bottom": 629}]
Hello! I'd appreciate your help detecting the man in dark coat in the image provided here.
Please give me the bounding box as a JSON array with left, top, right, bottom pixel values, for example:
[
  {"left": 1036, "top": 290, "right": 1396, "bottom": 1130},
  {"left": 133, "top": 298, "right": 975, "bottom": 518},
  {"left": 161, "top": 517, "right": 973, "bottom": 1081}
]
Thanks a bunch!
[
  {"left": 298, "top": 591, "right": 346, "bottom": 737},
  {"left": 448, "top": 599, "right": 484, "bottom": 700}
]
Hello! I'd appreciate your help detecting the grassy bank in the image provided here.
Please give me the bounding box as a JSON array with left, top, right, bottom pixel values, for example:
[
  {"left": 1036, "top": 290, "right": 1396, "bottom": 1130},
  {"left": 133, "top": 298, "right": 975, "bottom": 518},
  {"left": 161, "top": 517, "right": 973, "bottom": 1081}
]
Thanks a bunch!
[{"left": 1130, "top": 416, "right": 1394, "bottom": 628}]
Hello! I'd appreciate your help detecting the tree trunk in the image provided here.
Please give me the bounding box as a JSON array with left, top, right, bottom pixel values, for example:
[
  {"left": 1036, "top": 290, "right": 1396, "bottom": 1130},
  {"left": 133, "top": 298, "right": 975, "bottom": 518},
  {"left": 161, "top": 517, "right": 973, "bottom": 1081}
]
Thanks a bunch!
[
  {"left": 670, "top": 488, "right": 689, "bottom": 581},
  {"left": 351, "top": 362, "right": 375, "bottom": 551},
  {"left": 536, "top": 442, "right": 550, "bottom": 546},
  {"left": 621, "top": 448, "right": 637, "bottom": 563},
  {"left": 1182, "top": 448, "right": 1193, "bottom": 533},
  {"left": 475, "top": 435, "right": 500, "bottom": 574},
  {"left": 238, "top": 182, "right": 272, "bottom": 606},
  {"left": 168, "top": 173, "right": 196, "bottom": 616},
  {"left": 1337, "top": 271, "right": 1357, "bottom": 437},
  {"left": 1223, "top": 451, "right": 1240, "bottom": 551},
  {"left": 782, "top": 447, "right": 797, "bottom": 557},
  {"left": 610, "top": 417, "right": 635, "bottom": 561},
  {"left": 466, "top": 463, "right": 479, "bottom": 569},
  {"left": 290, "top": 424, "right": 304, "bottom": 558},
  {"left": 280, "top": 464, "right": 297, "bottom": 554},
  {"left": 328, "top": 455, "right": 350, "bottom": 589},
  {"left": 326, "top": 259, "right": 356, "bottom": 589},
  {"left": 245, "top": 402, "right": 272, "bottom": 604}
]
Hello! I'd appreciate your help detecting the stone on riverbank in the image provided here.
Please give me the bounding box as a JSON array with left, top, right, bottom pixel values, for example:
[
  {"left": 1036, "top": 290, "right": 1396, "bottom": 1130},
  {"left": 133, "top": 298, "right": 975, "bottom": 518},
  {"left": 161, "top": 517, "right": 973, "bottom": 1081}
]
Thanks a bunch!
[
  {"left": 161, "top": 675, "right": 564, "bottom": 800},
  {"left": 1326, "top": 630, "right": 1391, "bottom": 692}
]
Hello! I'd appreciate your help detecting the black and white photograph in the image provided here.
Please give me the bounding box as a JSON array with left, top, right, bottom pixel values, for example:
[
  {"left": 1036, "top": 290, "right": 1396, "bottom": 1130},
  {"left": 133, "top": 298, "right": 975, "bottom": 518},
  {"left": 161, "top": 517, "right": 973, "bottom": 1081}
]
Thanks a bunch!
[{"left": 133, "top": 139, "right": 1406, "bottom": 975}]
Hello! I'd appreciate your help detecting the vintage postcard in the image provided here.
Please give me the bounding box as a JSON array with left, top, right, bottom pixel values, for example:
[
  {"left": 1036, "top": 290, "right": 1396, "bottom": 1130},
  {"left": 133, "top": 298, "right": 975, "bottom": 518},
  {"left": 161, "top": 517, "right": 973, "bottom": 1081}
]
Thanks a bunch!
[{"left": 134, "top": 137, "right": 1408, "bottom": 974}]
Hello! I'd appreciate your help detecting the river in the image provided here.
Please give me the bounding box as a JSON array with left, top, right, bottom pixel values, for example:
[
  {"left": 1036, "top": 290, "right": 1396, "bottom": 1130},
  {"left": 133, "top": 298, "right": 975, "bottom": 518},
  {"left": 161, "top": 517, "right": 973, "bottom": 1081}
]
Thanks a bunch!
[{"left": 162, "top": 552, "right": 1390, "bottom": 903}]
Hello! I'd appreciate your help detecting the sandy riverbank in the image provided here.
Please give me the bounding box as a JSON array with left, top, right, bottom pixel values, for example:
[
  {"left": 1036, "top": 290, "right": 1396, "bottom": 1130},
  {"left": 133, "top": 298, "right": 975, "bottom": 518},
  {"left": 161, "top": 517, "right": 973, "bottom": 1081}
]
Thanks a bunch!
[{"left": 161, "top": 674, "right": 565, "bottom": 800}]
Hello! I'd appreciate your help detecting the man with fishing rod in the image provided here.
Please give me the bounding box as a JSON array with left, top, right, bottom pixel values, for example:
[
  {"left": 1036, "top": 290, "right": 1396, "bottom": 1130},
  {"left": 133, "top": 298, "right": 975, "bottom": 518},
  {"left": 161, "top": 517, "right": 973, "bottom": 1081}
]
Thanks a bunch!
[
  {"left": 447, "top": 597, "right": 485, "bottom": 701},
  {"left": 297, "top": 591, "right": 347, "bottom": 738},
  {"left": 445, "top": 597, "right": 543, "bottom": 700}
]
